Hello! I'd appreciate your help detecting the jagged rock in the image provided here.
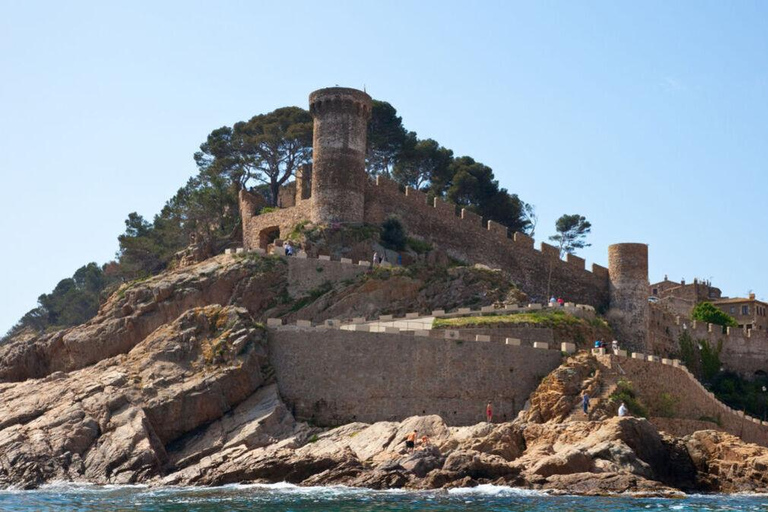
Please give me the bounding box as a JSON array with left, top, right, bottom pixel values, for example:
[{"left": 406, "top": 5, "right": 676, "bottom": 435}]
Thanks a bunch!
[
  {"left": 442, "top": 450, "right": 517, "bottom": 480},
  {"left": 685, "top": 430, "right": 768, "bottom": 492},
  {"left": 399, "top": 446, "right": 445, "bottom": 477},
  {"left": 0, "top": 305, "right": 269, "bottom": 488},
  {"left": 540, "top": 472, "right": 683, "bottom": 496},
  {"left": 0, "top": 255, "right": 287, "bottom": 383},
  {"left": 442, "top": 422, "right": 525, "bottom": 461}
]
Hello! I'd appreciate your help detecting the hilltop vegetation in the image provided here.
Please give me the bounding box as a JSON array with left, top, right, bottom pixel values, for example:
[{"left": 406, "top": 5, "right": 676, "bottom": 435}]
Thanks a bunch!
[{"left": 4, "top": 97, "right": 589, "bottom": 341}]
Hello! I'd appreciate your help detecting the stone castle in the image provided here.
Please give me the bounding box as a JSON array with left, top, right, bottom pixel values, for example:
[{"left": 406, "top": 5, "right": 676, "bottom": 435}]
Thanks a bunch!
[
  {"left": 236, "top": 86, "right": 768, "bottom": 412},
  {"left": 240, "top": 86, "right": 653, "bottom": 351}
]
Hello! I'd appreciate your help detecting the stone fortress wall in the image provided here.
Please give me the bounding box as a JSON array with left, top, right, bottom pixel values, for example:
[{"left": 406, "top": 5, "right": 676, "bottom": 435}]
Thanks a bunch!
[
  {"left": 231, "top": 84, "right": 768, "bottom": 445},
  {"left": 269, "top": 327, "right": 563, "bottom": 426},
  {"left": 648, "top": 303, "right": 768, "bottom": 378},
  {"left": 265, "top": 308, "right": 768, "bottom": 445},
  {"left": 240, "top": 86, "right": 651, "bottom": 346},
  {"left": 597, "top": 354, "right": 768, "bottom": 446},
  {"left": 362, "top": 176, "right": 613, "bottom": 309}
]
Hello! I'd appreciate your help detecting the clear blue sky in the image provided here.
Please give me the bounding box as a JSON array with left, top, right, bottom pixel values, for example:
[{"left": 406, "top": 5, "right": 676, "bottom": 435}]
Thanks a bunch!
[{"left": 2, "top": 1, "right": 767, "bottom": 334}]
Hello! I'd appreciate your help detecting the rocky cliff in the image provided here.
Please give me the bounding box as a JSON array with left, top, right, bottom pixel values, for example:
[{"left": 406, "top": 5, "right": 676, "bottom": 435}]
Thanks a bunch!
[{"left": 2, "top": 253, "right": 768, "bottom": 494}]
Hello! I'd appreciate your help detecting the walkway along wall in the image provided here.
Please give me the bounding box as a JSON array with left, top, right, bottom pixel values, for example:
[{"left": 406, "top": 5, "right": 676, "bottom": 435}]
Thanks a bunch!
[{"left": 269, "top": 328, "right": 563, "bottom": 427}]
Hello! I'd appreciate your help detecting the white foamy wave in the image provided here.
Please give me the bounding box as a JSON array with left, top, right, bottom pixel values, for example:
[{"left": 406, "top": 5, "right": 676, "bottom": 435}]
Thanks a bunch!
[
  {"left": 38, "top": 481, "right": 149, "bottom": 492},
  {"left": 447, "top": 484, "right": 549, "bottom": 497}
]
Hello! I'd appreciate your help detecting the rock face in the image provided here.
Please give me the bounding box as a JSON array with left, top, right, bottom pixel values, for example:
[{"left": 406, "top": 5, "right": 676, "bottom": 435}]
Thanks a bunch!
[
  {"left": 0, "top": 305, "right": 269, "bottom": 488},
  {"left": 685, "top": 430, "right": 768, "bottom": 492},
  {"left": 290, "top": 265, "right": 527, "bottom": 322},
  {"left": 3, "top": 252, "right": 768, "bottom": 494},
  {"left": 0, "top": 254, "right": 288, "bottom": 383}
]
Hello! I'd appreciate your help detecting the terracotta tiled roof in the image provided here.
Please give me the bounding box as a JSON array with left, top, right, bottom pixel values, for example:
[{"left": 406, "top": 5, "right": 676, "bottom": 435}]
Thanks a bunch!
[{"left": 712, "top": 297, "right": 767, "bottom": 306}]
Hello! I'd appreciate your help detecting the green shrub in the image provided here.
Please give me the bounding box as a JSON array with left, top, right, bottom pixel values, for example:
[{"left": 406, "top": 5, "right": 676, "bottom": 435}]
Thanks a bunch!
[
  {"left": 259, "top": 206, "right": 279, "bottom": 215},
  {"left": 406, "top": 237, "right": 432, "bottom": 254},
  {"left": 610, "top": 379, "right": 648, "bottom": 418},
  {"left": 656, "top": 392, "right": 679, "bottom": 418},
  {"left": 380, "top": 216, "right": 407, "bottom": 250},
  {"left": 700, "top": 339, "right": 723, "bottom": 381},
  {"left": 677, "top": 331, "right": 722, "bottom": 382}
]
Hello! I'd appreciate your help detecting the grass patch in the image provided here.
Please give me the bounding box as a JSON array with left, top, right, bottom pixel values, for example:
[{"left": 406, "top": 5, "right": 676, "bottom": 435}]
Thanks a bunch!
[
  {"left": 433, "top": 309, "right": 586, "bottom": 329},
  {"left": 287, "top": 220, "right": 312, "bottom": 241},
  {"left": 258, "top": 206, "right": 278, "bottom": 214},
  {"left": 406, "top": 237, "right": 433, "bottom": 254},
  {"left": 289, "top": 281, "right": 333, "bottom": 312}
]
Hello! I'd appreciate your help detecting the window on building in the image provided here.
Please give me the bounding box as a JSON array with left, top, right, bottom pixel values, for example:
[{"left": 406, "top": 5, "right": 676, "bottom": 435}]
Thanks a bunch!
[
  {"left": 742, "top": 305, "right": 749, "bottom": 315},
  {"left": 652, "top": 288, "right": 658, "bottom": 296},
  {"left": 731, "top": 307, "right": 736, "bottom": 314}
]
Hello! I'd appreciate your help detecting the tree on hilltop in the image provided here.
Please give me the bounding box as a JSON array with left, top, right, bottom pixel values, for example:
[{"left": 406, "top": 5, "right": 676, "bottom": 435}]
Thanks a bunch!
[
  {"left": 195, "top": 106, "right": 313, "bottom": 206},
  {"left": 2, "top": 263, "right": 118, "bottom": 342},
  {"left": 367, "top": 100, "right": 411, "bottom": 177},
  {"left": 393, "top": 138, "right": 454, "bottom": 191},
  {"left": 550, "top": 214, "right": 591, "bottom": 256},
  {"left": 446, "top": 156, "right": 530, "bottom": 234}
]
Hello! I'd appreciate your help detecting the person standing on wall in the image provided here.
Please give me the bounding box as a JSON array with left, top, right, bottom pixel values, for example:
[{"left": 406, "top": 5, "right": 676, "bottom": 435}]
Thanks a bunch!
[
  {"left": 486, "top": 401, "right": 493, "bottom": 423},
  {"left": 618, "top": 402, "right": 628, "bottom": 417}
]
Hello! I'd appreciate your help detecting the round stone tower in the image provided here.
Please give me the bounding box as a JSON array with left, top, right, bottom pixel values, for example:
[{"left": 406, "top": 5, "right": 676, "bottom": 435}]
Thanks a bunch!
[
  {"left": 308, "top": 87, "right": 372, "bottom": 224},
  {"left": 607, "top": 243, "right": 650, "bottom": 353}
]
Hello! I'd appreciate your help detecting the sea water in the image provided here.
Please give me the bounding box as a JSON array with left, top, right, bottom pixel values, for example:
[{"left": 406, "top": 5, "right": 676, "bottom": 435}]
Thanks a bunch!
[{"left": 0, "top": 483, "right": 765, "bottom": 511}]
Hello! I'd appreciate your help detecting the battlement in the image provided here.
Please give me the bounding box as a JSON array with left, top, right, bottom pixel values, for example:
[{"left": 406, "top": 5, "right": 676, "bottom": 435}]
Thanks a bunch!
[
  {"left": 648, "top": 304, "right": 768, "bottom": 378},
  {"left": 366, "top": 175, "right": 611, "bottom": 308},
  {"left": 266, "top": 311, "right": 768, "bottom": 443},
  {"left": 309, "top": 87, "right": 373, "bottom": 118},
  {"left": 241, "top": 87, "right": 642, "bottom": 334}
]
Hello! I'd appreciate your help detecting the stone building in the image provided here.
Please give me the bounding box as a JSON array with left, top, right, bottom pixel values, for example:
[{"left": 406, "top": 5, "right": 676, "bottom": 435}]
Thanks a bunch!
[
  {"left": 713, "top": 294, "right": 768, "bottom": 331},
  {"left": 239, "top": 86, "right": 651, "bottom": 351},
  {"left": 649, "top": 277, "right": 722, "bottom": 317}
]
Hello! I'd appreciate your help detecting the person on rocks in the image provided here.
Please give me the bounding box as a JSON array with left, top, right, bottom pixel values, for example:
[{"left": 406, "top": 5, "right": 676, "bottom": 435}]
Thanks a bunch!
[
  {"left": 618, "top": 402, "right": 628, "bottom": 417},
  {"left": 405, "top": 430, "right": 418, "bottom": 453},
  {"left": 549, "top": 296, "right": 557, "bottom": 306},
  {"left": 611, "top": 340, "right": 619, "bottom": 354},
  {"left": 486, "top": 401, "right": 493, "bottom": 423},
  {"left": 284, "top": 241, "right": 294, "bottom": 256},
  {"left": 421, "top": 434, "right": 430, "bottom": 447},
  {"left": 582, "top": 392, "right": 590, "bottom": 415},
  {"left": 557, "top": 297, "right": 565, "bottom": 307},
  {"left": 372, "top": 251, "right": 379, "bottom": 267}
]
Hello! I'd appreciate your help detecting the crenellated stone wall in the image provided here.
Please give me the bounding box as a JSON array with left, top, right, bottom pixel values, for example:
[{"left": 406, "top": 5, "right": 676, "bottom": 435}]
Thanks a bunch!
[
  {"left": 269, "top": 328, "right": 563, "bottom": 426},
  {"left": 363, "top": 177, "right": 612, "bottom": 309},
  {"left": 648, "top": 304, "right": 768, "bottom": 378}
]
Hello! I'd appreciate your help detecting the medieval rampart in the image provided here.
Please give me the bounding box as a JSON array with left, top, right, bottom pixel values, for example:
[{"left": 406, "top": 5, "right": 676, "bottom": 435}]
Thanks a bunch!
[
  {"left": 648, "top": 304, "right": 768, "bottom": 378},
  {"left": 363, "top": 177, "right": 610, "bottom": 308},
  {"left": 603, "top": 354, "right": 768, "bottom": 446},
  {"left": 269, "top": 327, "right": 563, "bottom": 426}
]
